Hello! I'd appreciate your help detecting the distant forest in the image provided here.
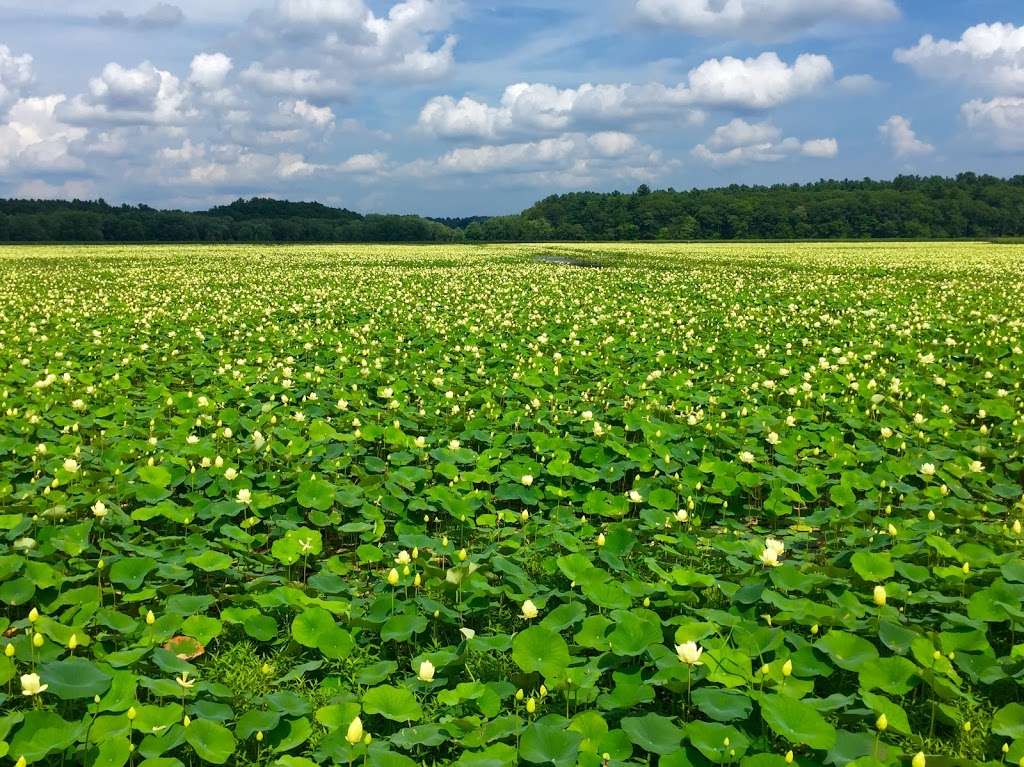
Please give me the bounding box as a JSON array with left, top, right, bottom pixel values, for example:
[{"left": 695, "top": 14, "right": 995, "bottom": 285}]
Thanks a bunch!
[{"left": 1, "top": 174, "right": 1023, "bottom": 243}]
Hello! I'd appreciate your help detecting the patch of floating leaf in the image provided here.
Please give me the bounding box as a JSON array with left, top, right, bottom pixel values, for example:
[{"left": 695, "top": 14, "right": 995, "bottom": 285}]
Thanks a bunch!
[{"left": 0, "top": 242, "right": 1023, "bottom": 766}]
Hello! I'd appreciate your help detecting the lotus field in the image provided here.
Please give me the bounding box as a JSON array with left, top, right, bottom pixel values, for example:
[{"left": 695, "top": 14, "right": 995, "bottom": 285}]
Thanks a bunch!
[{"left": 3, "top": 241, "right": 1024, "bottom": 767}]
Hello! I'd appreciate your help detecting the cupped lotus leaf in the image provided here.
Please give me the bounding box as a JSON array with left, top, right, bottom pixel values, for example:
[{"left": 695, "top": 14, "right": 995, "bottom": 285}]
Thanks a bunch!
[
  {"left": 815, "top": 631, "right": 879, "bottom": 672},
  {"left": 621, "top": 713, "right": 683, "bottom": 755},
  {"left": 759, "top": 693, "right": 838, "bottom": 750},
  {"left": 184, "top": 719, "right": 237, "bottom": 764},
  {"left": 363, "top": 685, "right": 423, "bottom": 722},
  {"left": 297, "top": 478, "right": 337, "bottom": 511},
  {"left": 850, "top": 552, "right": 895, "bottom": 582},
  {"left": 519, "top": 722, "right": 584, "bottom": 766},
  {"left": 993, "top": 703, "right": 1024, "bottom": 739},
  {"left": 512, "top": 626, "right": 570, "bottom": 678},
  {"left": 39, "top": 657, "right": 112, "bottom": 699}
]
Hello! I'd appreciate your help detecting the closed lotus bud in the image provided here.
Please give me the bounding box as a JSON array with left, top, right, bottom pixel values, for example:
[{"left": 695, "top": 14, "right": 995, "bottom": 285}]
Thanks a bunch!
[
  {"left": 145, "top": 610, "right": 156, "bottom": 625},
  {"left": 540, "top": 685, "right": 548, "bottom": 697},
  {"left": 810, "top": 624, "right": 819, "bottom": 635},
  {"left": 596, "top": 533, "right": 606, "bottom": 547},
  {"left": 912, "top": 752, "right": 926, "bottom": 767},
  {"left": 515, "top": 688, "right": 524, "bottom": 701},
  {"left": 526, "top": 697, "right": 536, "bottom": 714},
  {"left": 32, "top": 632, "right": 44, "bottom": 648},
  {"left": 417, "top": 660, "right": 435, "bottom": 682},
  {"left": 785, "top": 751, "right": 794, "bottom": 764},
  {"left": 414, "top": 573, "right": 422, "bottom": 587},
  {"left": 345, "top": 716, "right": 364, "bottom": 745},
  {"left": 4, "top": 643, "right": 14, "bottom": 657},
  {"left": 16, "top": 757, "right": 26, "bottom": 767},
  {"left": 256, "top": 731, "right": 264, "bottom": 742},
  {"left": 28, "top": 608, "right": 39, "bottom": 623},
  {"left": 873, "top": 585, "right": 887, "bottom": 607},
  {"left": 876, "top": 713, "right": 888, "bottom": 732},
  {"left": 782, "top": 659, "right": 793, "bottom": 677},
  {"left": 643, "top": 597, "right": 650, "bottom": 607},
  {"left": 961, "top": 562, "right": 970, "bottom": 574},
  {"left": 387, "top": 568, "right": 399, "bottom": 586},
  {"left": 127, "top": 707, "right": 137, "bottom": 721},
  {"left": 458, "top": 549, "right": 467, "bottom": 561},
  {"left": 962, "top": 721, "right": 971, "bottom": 732},
  {"left": 68, "top": 634, "right": 78, "bottom": 650}
]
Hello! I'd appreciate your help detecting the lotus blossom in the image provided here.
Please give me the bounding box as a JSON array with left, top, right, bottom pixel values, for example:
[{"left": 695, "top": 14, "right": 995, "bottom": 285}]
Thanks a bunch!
[
  {"left": 21, "top": 673, "right": 48, "bottom": 696},
  {"left": 675, "top": 641, "right": 704, "bottom": 666}
]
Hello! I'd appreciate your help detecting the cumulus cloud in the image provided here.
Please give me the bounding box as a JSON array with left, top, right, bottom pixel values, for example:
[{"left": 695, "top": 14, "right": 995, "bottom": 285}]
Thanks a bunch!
[
  {"left": 189, "top": 53, "right": 233, "bottom": 90},
  {"left": 895, "top": 22, "right": 1024, "bottom": 94},
  {"left": 100, "top": 3, "right": 186, "bottom": 29},
  {"left": 0, "top": 95, "right": 88, "bottom": 173},
  {"left": 0, "top": 44, "right": 34, "bottom": 108},
  {"left": 258, "top": 0, "right": 458, "bottom": 82},
  {"left": 404, "top": 131, "right": 662, "bottom": 187},
  {"left": 285, "top": 99, "right": 335, "bottom": 129},
  {"left": 419, "top": 52, "right": 833, "bottom": 140},
  {"left": 692, "top": 118, "right": 837, "bottom": 166},
  {"left": 61, "top": 61, "right": 193, "bottom": 126},
  {"left": 635, "top": 0, "right": 898, "bottom": 40},
  {"left": 878, "top": 115, "right": 933, "bottom": 157},
  {"left": 240, "top": 64, "right": 347, "bottom": 99},
  {"left": 961, "top": 97, "right": 1024, "bottom": 152},
  {"left": 171, "top": 143, "right": 385, "bottom": 185}
]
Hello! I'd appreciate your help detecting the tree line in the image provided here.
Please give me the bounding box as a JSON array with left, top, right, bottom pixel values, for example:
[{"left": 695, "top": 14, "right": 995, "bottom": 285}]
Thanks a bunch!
[
  {"left": 1, "top": 174, "right": 1023, "bottom": 243},
  {"left": 0, "top": 198, "right": 462, "bottom": 243},
  {"left": 464, "top": 173, "right": 1024, "bottom": 241}
]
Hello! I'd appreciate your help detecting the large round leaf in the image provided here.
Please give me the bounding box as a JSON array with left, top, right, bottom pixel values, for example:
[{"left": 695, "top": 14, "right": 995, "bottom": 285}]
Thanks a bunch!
[
  {"left": 621, "top": 713, "right": 683, "bottom": 755},
  {"left": 184, "top": 719, "right": 237, "bottom": 764},
  {"left": 363, "top": 685, "right": 423, "bottom": 722},
  {"left": 39, "top": 657, "right": 112, "bottom": 699},
  {"left": 759, "top": 694, "right": 837, "bottom": 751},
  {"left": 512, "top": 626, "right": 570, "bottom": 678},
  {"left": 519, "top": 722, "right": 584, "bottom": 766},
  {"left": 297, "top": 478, "right": 337, "bottom": 511}
]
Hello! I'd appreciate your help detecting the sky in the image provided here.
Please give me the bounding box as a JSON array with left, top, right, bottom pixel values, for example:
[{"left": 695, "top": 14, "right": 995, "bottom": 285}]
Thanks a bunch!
[{"left": 0, "top": 0, "right": 1021, "bottom": 216}]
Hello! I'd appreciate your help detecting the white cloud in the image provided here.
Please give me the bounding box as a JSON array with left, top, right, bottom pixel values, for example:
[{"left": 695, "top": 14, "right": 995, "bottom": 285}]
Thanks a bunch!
[
  {"left": 100, "top": 3, "right": 185, "bottom": 28},
  {"left": 635, "top": 0, "right": 897, "bottom": 40},
  {"left": 837, "top": 74, "right": 880, "bottom": 92},
  {"left": 13, "top": 179, "right": 97, "bottom": 199},
  {"left": 0, "top": 95, "right": 88, "bottom": 173},
  {"left": 692, "top": 118, "right": 837, "bottom": 166},
  {"left": 961, "top": 97, "right": 1024, "bottom": 152},
  {"left": 405, "top": 131, "right": 662, "bottom": 186},
  {"left": 338, "top": 152, "right": 388, "bottom": 173},
  {"left": 275, "top": 0, "right": 368, "bottom": 26},
  {"left": 261, "top": 0, "right": 458, "bottom": 82},
  {"left": 705, "top": 117, "right": 781, "bottom": 149},
  {"left": 189, "top": 53, "right": 233, "bottom": 90},
  {"left": 62, "top": 61, "right": 193, "bottom": 125},
  {"left": 0, "top": 44, "right": 34, "bottom": 108},
  {"left": 419, "top": 52, "right": 833, "bottom": 140},
  {"left": 801, "top": 138, "right": 839, "bottom": 158},
  {"left": 895, "top": 23, "right": 1024, "bottom": 94},
  {"left": 878, "top": 115, "right": 933, "bottom": 157},
  {"left": 240, "top": 64, "right": 347, "bottom": 99},
  {"left": 286, "top": 99, "right": 335, "bottom": 129}
]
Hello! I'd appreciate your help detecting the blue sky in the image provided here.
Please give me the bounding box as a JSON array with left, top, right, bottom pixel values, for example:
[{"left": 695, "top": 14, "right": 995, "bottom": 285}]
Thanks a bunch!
[{"left": 0, "top": 0, "right": 1021, "bottom": 215}]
